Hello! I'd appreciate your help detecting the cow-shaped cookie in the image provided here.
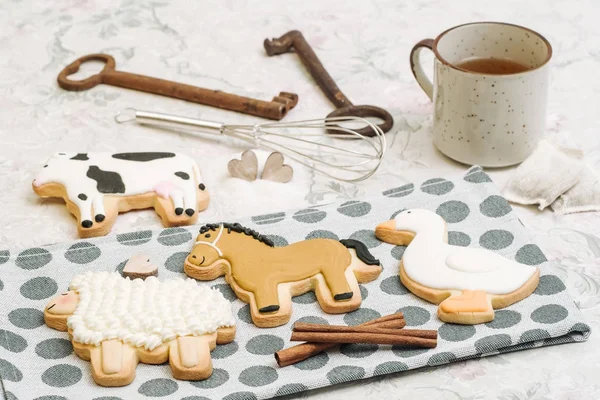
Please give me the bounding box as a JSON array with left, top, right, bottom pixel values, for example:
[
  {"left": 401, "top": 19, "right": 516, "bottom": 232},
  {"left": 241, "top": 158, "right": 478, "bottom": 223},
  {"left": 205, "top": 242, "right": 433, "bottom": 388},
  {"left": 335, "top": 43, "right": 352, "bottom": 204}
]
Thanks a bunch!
[
  {"left": 44, "top": 272, "right": 236, "bottom": 387},
  {"left": 32, "top": 152, "right": 209, "bottom": 237}
]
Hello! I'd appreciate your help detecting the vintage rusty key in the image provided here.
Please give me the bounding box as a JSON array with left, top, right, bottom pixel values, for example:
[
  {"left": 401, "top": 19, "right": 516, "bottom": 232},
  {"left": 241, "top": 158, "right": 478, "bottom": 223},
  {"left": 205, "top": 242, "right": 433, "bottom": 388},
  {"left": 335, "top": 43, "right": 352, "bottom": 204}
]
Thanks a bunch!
[
  {"left": 264, "top": 30, "right": 393, "bottom": 136},
  {"left": 57, "top": 54, "right": 298, "bottom": 120}
]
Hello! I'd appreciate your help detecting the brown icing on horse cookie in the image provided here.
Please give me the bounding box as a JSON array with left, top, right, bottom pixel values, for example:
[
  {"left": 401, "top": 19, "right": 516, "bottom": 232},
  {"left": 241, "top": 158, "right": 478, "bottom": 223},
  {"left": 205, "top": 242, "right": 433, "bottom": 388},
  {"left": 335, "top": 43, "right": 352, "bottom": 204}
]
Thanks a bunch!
[
  {"left": 184, "top": 223, "right": 383, "bottom": 328},
  {"left": 43, "top": 272, "right": 235, "bottom": 387}
]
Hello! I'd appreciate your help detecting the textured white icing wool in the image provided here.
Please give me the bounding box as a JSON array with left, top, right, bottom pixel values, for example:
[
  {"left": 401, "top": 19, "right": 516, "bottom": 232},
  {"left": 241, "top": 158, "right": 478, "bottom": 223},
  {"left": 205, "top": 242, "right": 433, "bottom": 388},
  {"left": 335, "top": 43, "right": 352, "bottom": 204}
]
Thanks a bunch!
[{"left": 67, "top": 271, "right": 235, "bottom": 350}]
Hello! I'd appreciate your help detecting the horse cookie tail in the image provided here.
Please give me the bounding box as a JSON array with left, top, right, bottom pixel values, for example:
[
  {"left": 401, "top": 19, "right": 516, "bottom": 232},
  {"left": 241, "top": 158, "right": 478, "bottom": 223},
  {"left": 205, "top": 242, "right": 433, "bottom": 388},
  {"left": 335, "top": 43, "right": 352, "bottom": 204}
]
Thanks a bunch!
[{"left": 339, "top": 239, "right": 382, "bottom": 283}]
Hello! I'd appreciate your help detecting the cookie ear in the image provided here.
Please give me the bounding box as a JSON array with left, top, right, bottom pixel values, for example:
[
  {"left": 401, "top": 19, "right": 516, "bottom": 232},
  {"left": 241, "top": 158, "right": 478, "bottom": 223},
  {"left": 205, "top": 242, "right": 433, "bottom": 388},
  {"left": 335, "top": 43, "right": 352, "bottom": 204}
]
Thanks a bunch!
[
  {"left": 228, "top": 150, "right": 258, "bottom": 181},
  {"left": 262, "top": 152, "right": 293, "bottom": 183}
]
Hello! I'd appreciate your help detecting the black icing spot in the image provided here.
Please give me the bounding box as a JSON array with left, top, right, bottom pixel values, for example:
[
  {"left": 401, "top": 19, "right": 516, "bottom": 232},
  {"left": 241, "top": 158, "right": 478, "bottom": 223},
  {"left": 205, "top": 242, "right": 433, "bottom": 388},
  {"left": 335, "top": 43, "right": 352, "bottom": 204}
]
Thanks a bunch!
[
  {"left": 175, "top": 171, "right": 189, "bottom": 180},
  {"left": 112, "top": 152, "right": 176, "bottom": 162},
  {"left": 78, "top": 193, "right": 87, "bottom": 201},
  {"left": 185, "top": 208, "right": 195, "bottom": 216},
  {"left": 199, "top": 183, "right": 206, "bottom": 191},
  {"left": 175, "top": 208, "right": 183, "bottom": 216},
  {"left": 81, "top": 220, "right": 93, "bottom": 228},
  {"left": 95, "top": 214, "right": 105, "bottom": 223},
  {"left": 70, "top": 153, "right": 89, "bottom": 161},
  {"left": 43, "top": 165, "right": 48, "bottom": 168},
  {"left": 86, "top": 166, "right": 125, "bottom": 194}
]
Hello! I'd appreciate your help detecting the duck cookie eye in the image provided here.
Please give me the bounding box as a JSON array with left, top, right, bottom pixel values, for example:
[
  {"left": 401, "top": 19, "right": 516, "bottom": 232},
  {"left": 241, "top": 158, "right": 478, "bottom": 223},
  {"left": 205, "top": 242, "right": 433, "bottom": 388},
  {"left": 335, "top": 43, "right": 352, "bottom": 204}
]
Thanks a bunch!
[{"left": 205, "top": 234, "right": 211, "bottom": 238}]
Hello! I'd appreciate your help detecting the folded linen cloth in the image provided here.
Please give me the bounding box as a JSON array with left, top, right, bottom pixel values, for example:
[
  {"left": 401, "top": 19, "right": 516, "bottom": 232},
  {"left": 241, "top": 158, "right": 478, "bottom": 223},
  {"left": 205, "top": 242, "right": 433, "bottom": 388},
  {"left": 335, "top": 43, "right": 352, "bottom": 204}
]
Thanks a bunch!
[{"left": 503, "top": 140, "right": 585, "bottom": 210}]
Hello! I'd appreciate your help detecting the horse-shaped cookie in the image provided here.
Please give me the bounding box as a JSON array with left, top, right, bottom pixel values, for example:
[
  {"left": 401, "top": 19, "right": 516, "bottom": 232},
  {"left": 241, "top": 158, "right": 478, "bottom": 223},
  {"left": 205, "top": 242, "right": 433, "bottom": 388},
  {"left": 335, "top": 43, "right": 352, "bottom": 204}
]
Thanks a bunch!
[
  {"left": 44, "top": 272, "right": 235, "bottom": 387},
  {"left": 185, "top": 223, "right": 383, "bottom": 327},
  {"left": 375, "top": 209, "right": 540, "bottom": 324},
  {"left": 32, "top": 152, "right": 210, "bottom": 238}
]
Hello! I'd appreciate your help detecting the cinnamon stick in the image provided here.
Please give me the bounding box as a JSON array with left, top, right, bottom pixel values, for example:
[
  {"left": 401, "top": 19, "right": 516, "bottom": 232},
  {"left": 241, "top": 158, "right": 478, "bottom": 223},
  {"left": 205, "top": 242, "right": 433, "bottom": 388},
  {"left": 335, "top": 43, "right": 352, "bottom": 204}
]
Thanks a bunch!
[
  {"left": 274, "top": 313, "right": 405, "bottom": 367},
  {"left": 290, "top": 331, "right": 437, "bottom": 347},
  {"left": 293, "top": 323, "right": 437, "bottom": 339}
]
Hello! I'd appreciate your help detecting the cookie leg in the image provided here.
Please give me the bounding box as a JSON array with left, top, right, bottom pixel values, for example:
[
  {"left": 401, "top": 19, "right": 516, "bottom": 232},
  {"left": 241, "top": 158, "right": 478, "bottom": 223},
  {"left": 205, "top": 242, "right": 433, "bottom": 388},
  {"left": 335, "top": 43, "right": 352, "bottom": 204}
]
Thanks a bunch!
[
  {"left": 169, "top": 189, "right": 185, "bottom": 217},
  {"left": 253, "top": 283, "right": 281, "bottom": 313},
  {"left": 92, "top": 196, "right": 106, "bottom": 224},
  {"left": 90, "top": 340, "right": 138, "bottom": 387},
  {"left": 169, "top": 336, "right": 213, "bottom": 381},
  {"left": 438, "top": 290, "right": 494, "bottom": 324},
  {"left": 182, "top": 186, "right": 196, "bottom": 218},
  {"left": 321, "top": 267, "right": 353, "bottom": 301}
]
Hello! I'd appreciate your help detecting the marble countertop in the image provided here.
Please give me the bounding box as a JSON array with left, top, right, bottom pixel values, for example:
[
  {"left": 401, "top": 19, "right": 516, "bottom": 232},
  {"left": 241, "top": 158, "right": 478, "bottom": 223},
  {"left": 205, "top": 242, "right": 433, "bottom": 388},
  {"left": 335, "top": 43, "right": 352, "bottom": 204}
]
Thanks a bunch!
[{"left": 1, "top": 0, "right": 600, "bottom": 398}]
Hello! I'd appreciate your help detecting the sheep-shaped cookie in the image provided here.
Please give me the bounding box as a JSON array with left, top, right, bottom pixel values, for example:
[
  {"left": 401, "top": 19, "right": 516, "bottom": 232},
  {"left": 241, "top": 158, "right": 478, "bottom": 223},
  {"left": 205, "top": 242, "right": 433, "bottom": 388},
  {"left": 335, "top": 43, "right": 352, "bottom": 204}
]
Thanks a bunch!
[{"left": 44, "top": 271, "right": 236, "bottom": 387}]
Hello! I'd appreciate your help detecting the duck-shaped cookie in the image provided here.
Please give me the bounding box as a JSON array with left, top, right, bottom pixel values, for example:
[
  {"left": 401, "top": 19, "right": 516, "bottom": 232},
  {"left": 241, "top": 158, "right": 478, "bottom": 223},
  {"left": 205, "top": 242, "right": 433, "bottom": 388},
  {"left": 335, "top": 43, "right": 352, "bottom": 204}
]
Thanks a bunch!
[{"left": 375, "top": 209, "right": 540, "bottom": 324}]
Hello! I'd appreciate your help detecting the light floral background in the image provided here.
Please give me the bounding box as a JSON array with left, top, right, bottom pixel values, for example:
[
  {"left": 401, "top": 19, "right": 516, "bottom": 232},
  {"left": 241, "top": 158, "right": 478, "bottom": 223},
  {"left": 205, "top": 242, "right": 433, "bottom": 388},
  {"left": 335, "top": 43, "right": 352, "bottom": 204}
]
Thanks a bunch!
[{"left": 1, "top": 0, "right": 599, "bottom": 399}]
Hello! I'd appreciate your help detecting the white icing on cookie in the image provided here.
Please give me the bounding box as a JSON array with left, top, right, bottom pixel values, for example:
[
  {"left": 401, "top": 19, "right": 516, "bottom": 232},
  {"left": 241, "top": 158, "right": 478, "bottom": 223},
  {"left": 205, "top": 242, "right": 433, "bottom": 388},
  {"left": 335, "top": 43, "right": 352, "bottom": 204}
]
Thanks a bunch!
[
  {"left": 393, "top": 209, "right": 537, "bottom": 295},
  {"left": 67, "top": 271, "right": 234, "bottom": 350},
  {"left": 33, "top": 152, "right": 205, "bottom": 224}
]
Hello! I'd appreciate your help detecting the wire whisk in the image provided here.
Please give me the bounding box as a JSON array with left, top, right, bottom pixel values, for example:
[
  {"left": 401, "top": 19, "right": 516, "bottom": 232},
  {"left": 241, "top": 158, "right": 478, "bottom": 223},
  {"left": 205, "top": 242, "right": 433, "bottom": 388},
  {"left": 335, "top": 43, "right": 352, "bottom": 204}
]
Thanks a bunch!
[{"left": 115, "top": 108, "right": 387, "bottom": 182}]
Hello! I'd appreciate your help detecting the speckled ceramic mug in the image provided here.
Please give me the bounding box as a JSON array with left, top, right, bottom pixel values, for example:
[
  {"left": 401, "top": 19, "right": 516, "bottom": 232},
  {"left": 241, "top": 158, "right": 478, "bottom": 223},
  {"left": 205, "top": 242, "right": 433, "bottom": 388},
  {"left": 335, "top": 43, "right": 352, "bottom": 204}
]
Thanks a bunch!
[{"left": 410, "top": 22, "right": 552, "bottom": 167}]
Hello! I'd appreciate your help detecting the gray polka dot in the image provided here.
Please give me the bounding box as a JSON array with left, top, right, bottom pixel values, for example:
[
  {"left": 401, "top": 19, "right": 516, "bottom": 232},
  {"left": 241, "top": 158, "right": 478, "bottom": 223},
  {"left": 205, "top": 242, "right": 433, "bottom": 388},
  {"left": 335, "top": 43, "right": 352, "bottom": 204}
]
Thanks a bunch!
[
  {"left": 0, "top": 358, "right": 22, "bottom": 382},
  {"left": 189, "top": 368, "right": 228, "bottom": 389},
  {"left": 42, "top": 364, "right": 82, "bottom": 387},
  {"left": 276, "top": 383, "right": 309, "bottom": 396},
  {"left": 398, "top": 306, "right": 431, "bottom": 326},
  {"left": 93, "top": 397, "right": 124, "bottom": 400},
  {"left": 5, "top": 392, "right": 17, "bottom": 400},
  {"left": 211, "top": 284, "right": 237, "bottom": 301},
  {"left": 360, "top": 285, "right": 368, "bottom": 300},
  {"left": 0, "top": 330, "right": 27, "bottom": 353},
  {"left": 15, "top": 248, "right": 52, "bottom": 270},
  {"left": 264, "top": 235, "right": 288, "bottom": 247},
  {"left": 239, "top": 366, "right": 278, "bottom": 387},
  {"left": 383, "top": 183, "right": 414, "bottom": 198},
  {"left": 380, "top": 276, "right": 409, "bottom": 295},
  {"left": 306, "top": 230, "right": 339, "bottom": 240},
  {"left": 391, "top": 347, "right": 429, "bottom": 358},
  {"left": 212, "top": 341, "right": 239, "bottom": 359},
  {"left": 485, "top": 310, "right": 521, "bottom": 329},
  {"left": 237, "top": 305, "right": 252, "bottom": 324},
  {"left": 251, "top": 212, "right": 285, "bottom": 225},
  {"left": 0, "top": 250, "right": 9, "bottom": 264},
  {"left": 164, "top": 252, "right": 188, "bottom": 273},
  {"left": 293, "top": 352, "right": 329, "bottom": 370},
  {"left": 293, "top": 209, "right": 326, "bottom": 223},
  {"left": 464, "top": 168, "right": 492, "bottom": 183},
  {"left": 246, "top": 335, "right": 284, "bottom": 355},
  {"left": 479, "top": 230, "right": 514, "bottom": 250},
  {"left": 294, "top": 316, "right": 329, "bottom": 325},
  {"left": 327, "top": 365, "right": 365, "bottom": 384},
  {"left": 157, "top": 228, "right": 192, "bottom": 246},
  {"left": 21, "top": 277, "right": 57, "bottom": 300},
  {"left": 116, "top": 230, "right": 152, "bottom": 246},
  {"left": 292, "top": 291, "right": 317, "bottom": 304},
  {"left": 344, "top": 308, "right": 381, "bottom": 326},
  {"left": 438, "top": 324, "right": 476, "bottom": 342},
  {"left": 534, "top": 275, "right": 566, "bottom": 295},
  {"left": 115, "top": 260, "right": 128, "bottom": 274},
  {"left": 474, "top": 334, "right": 512, "bottom": 353},
  {"left": 390, "top": 209, "right": 407, "bottom": 219},
  {"left": 337, "top": 201, "right": 371, "bottom": 217},
  {"left": 515, "top": 244, "right": 547, "bottom": 265},
  {"left": 373, "top": 361, "right": 409, "bottom": 375},
  {"left": 421, "top": 178, "right": 454, "bottom": 195},
  {"left": 9, "top": 308, "right": 45, "bottom": 329},
  {"left": 0, "top": 279, "right": 3, "bottom": 290},
  {"left": 427, "top": 352, "right": 457, "bottom": 366},
  {"left": 448, "top": 231, "right": 471, "bottom": 247},
  {"left": 531, "top": 304, "right": 568, "bottom": 324},
  {"left": 436, "top": 201, "right": 470, "bottom": 223},
  {"left": 35, "top": 339, "right": 73, "bottom": 359},
  {"left": 570, "top": 323, "right": 590, "bottom": 334},
  {"left": 340, "top": 343, "right": 378, "bottom": 358},
  {"left": 349, "top": 230, "right": 381, "bottom": 248},
  {"left": 519, "top": 329, "right": 551, "bottom": 343},
  {"left": 181, "top": 397, "right": 210, "bottom": 400},
  {"left": 223, "top": 392, "right": 257, "bottom": 400},
  {"left": 480, "top": 195, "right": 511, "bottom": 218},
  {"left": 138, "top": 378, "right": 178, "bottom": 396},
  {"left": 391, "top": 246, "right": 406, "bottom": 260},
  {"left": 64, "top": 242, "right": 101, "bottom": 264}
]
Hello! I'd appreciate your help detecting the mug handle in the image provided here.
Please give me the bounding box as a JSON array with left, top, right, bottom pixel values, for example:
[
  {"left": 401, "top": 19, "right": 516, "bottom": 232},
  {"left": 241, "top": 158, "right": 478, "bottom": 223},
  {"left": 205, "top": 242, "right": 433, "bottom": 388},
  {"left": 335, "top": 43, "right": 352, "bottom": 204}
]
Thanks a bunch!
[{"left": 410, "top": 39, "right": 435, "bottom": 100}]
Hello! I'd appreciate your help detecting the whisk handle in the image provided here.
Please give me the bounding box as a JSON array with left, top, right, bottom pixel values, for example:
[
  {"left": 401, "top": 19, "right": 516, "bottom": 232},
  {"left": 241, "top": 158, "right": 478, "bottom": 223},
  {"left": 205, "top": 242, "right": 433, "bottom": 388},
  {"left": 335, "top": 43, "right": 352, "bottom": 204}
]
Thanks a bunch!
[{"left": 115, "top": 108, "right": 224, "bottom": 134}]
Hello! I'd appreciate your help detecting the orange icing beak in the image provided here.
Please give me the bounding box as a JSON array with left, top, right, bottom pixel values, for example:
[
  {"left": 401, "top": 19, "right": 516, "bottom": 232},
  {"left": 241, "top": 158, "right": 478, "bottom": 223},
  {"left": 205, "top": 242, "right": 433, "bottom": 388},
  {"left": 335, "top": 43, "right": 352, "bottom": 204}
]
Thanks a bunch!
[{"left": 375, "top": 219, "right": 414, "bottom": 246}]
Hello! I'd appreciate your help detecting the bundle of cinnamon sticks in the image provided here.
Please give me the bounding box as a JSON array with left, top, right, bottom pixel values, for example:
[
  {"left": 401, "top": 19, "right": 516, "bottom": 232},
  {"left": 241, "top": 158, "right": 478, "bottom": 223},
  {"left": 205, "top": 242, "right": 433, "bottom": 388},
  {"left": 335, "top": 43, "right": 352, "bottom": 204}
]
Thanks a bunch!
[{"left": 275, "top": 312, "right": 438, "bottom": 367}]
